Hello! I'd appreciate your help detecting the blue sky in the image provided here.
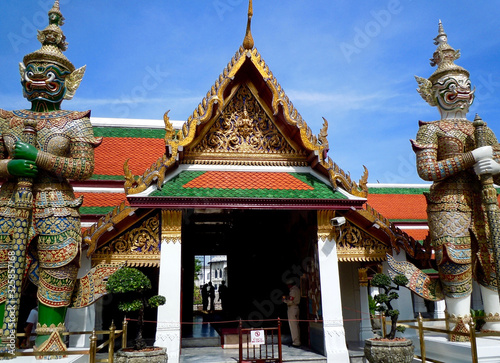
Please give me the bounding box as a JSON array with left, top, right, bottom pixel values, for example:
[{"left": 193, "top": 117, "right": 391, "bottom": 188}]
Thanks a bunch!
[{"left": 1, "top": 1, "right": 500, "bottom": 185}]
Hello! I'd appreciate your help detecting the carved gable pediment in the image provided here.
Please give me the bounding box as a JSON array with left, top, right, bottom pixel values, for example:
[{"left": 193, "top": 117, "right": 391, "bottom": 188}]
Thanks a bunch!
[
  {"left": 91, "top": 213, "right": 161, "bottom": 267},
  {"left": 182, "top": 84, "right": 307, "bottom": 165}
]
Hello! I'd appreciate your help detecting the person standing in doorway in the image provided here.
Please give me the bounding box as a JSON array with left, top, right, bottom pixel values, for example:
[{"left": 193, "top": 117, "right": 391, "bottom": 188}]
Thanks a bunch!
[
  {"left": 283, "top": 279, "right": 301, "bottom": 347},
  {"left": 201, "top": 284, "right": 208, "bottom": 311},
  {"left": 218, "top": 280, "right": 228, "bottom": 313},
  {"left": 207, "top": 282, "right": 215, "bottom": 312}
]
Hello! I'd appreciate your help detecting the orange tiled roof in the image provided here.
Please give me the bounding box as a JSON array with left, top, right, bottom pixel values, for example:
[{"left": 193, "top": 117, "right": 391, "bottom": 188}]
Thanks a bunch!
[
  {"left": 183, "top": 171, "right": 314, "bottom": 190},
  {"left": 93, "top": 137, "right": 165, "bottom": 178},
  {"left": 75, "top": 192, "right": 128, "bottom": 207},
  {"left": 367, "top": 194, "right": 428, "bottom": 221}
]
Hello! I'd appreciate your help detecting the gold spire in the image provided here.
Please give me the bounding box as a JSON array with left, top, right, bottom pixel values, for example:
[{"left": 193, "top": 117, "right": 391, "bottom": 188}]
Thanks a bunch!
[
  {"left": 428, "top": 20, "right": 468, "bottom": 83},
  {"left": 243, "top": 0, "right": 254, "bottom": 50},
  {"left": 23, "top": 0, "right": 74, "bottom": 71}
]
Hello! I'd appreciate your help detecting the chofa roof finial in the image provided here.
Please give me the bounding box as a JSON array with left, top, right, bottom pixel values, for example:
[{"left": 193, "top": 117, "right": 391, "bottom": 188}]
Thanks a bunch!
[{"left": 243, "top": 0, "right": 254, "bottom": 50}]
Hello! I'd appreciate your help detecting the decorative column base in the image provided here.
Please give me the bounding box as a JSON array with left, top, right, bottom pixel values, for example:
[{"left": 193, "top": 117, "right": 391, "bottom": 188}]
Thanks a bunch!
[
  {"left": 482, "top": 312, "right": 500, "bottom": 332},
  {"left": 34, "top": 323, "right": 67, "bottom": 360},
  {"left": 447, "top": 314, "right": 471, "bottom": 342}
]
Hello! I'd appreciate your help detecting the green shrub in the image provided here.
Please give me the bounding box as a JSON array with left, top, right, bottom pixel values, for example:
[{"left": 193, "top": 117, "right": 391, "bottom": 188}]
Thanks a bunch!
[
  {"left": 107, "top": 267, "right": 165, "bottom": 350},
  {"left": 371, "top": 272, "right": 409, "bottom": 339}
]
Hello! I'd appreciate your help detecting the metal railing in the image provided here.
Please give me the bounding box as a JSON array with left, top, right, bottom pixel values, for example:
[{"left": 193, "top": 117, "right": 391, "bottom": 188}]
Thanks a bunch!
[
  {"left": 0, "top": 317, "right": 128, "bottom": 363},
  {"left": 238, "top": 318, "right": 282, "bottom": 363},
  {"left": 377, "top": 314, "right": 500, "bottom": 363}
]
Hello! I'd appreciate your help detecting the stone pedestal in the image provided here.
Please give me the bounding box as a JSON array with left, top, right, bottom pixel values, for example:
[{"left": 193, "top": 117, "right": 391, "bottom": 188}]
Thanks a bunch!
[
  {"left": 364, "top": 339, "right": 414, "bottom": 363},
  {"left": 415, "top": 335, "right": 500, "bottom": 363}
]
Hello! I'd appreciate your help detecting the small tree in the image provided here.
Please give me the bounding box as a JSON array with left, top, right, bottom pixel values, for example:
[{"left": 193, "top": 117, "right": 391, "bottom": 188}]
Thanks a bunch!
[
  {"left": 371, "top": 273, "right": 409, "bottom": 340},
  {"left": 106, "top": 267, "right": 166, "bottom": 350}
]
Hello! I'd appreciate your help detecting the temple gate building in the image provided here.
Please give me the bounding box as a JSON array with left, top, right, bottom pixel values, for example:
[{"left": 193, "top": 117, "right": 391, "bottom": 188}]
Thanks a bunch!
[{"left": 74, "top": 7, "right": 430, "bottom": 362}]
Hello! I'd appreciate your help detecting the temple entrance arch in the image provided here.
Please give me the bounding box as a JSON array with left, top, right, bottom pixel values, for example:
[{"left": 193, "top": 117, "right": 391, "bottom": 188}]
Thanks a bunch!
[{"left": 181, "top": 208, "right": 317, "bottom": 345}]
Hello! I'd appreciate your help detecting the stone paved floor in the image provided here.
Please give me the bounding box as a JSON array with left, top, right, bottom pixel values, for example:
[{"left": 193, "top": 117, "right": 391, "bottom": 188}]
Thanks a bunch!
[{"left": 180, "top": 345, "right": 327, "bottom": 362}]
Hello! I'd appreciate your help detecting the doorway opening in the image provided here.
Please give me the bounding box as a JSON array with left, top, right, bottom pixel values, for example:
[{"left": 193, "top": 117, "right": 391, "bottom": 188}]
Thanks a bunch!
[{"left": 194, "top": 255, "right": 228, "bottom": 313}]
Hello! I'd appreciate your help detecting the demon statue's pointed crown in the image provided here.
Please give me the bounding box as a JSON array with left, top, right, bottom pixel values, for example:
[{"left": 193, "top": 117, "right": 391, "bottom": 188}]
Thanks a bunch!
[
  {"left": 415, "top": 21, "right": 474, "bottom": 110},
  {"left": 20, "top": 0, "right": 85, "bottom": 104}
]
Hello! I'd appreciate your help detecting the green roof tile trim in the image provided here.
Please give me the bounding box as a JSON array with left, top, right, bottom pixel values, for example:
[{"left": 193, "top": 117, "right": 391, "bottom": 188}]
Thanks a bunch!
[
  {"left": 368, "top": 187, "right": 430, "bottom": 195},
  {"left": 150, "top": 171, "right": 348, "bottom": 199},
  {"left": 93, "top": 127, "right": 165, "bottom": 139},
  {"left": 89, "top": 174, "right": 125, "bottom": 181},
  {"left": 369, "top": 186, "right": 500, "bottom": 194},
  {"left": 80, "top": 206, "right": 116, "bottom": 215}
]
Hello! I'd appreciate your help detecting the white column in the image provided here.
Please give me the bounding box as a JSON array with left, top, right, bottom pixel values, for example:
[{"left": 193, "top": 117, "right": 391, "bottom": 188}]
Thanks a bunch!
[
  {"left": 318, "top": 237, "right": 350, "bottom": 362},
  {"left": 435, "top": 300, "right": 446, "bottom": 319},
  {"left": 155, "top": 210, "right": 182, "bottom": 363},
  {"left": 413, "top": 295, "right": 427, "bottom": 315},
  {"left": 359, "top": 283, "right": 373, "bottom": 341}
]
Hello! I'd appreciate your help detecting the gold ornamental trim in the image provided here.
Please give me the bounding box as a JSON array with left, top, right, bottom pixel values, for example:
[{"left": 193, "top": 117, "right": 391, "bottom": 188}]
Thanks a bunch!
[
  {"left": 484, "top": 312, "right": 500, "bottom": 322},
  {"left": 82, "top": 201, "right": 138, "bottom": 257},
  {"left": 162, "top": 210, "right": 182, "bottom": 244},
  {"left": 358, "top": 267, "right": 369, "bottom": 287},
  {"left": 92, "top": 254, "right": 160, "bottom": 268},
  {"left": 91, "top": 214, "right": 160, "bottom": 268},
  {"left": 335, "top": 220, "right": 391, "bottom": 262},
  {"left": 337, "top": 246, "right": 389, "bottom": 262},
  {"left": 317, "top": 210, "right": 335, "bottom": 242},
  {"left": 36, "top": 322, "right": 66, "bottom": 336},
  {"left": 182, "top": 84, "right": 309, "bottom": 165}
]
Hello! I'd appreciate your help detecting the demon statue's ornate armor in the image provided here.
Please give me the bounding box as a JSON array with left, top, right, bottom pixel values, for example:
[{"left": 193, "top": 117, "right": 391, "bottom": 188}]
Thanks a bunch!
[
  {"left": 0, "top": 1, "right": 101, "bottom": 357},
  {"left": 389, "top": 21, "right": 500, "bottom": 341}
]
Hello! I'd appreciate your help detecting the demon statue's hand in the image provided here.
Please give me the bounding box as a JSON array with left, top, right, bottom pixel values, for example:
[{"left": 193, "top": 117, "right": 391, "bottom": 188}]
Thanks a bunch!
[
  {"left": 7, "top": 159, "right": 38, "bottom": 177},
  {"left": 13, "top": 141, "right": 38, "bottom": 161},
  {"left": 471, "top": 145, "right": 493, "bottom": 162},
  {"left": 474, "top": 158, "right": 500, "bottom": 176}
]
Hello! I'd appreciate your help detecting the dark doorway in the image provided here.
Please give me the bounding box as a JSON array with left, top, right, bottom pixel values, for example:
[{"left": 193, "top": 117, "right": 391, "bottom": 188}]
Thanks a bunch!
[{"left": 181, "top": 209, "right": 316, "bottom": 344}]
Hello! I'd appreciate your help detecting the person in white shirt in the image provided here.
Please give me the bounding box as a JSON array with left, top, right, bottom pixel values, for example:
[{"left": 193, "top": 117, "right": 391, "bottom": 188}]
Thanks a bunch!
[{"left": 283, "top": 279, "right": 301, "bottom": 347}]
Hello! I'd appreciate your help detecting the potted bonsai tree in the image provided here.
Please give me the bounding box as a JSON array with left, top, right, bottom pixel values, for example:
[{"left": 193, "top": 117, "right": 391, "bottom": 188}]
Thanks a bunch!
[
  {"left": 364, "top": 272, "right": 414, "bottom": 363},
  {"left": 106, "top": 267, "right": 167, "bottom": 362}
]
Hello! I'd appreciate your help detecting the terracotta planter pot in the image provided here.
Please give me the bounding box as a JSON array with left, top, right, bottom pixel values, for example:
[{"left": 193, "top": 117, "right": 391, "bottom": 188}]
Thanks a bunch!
[
  {"left": 364, "top": 338, "right": 414, "bottom": 363},
  {"left": 115, "top": 347, "right": 167, "bottom": 363}
]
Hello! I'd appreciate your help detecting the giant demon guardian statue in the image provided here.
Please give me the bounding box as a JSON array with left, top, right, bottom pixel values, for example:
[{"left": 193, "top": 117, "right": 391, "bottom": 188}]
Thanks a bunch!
[{"left": 388, "top": 21, "right": 500, "bottom": 341}]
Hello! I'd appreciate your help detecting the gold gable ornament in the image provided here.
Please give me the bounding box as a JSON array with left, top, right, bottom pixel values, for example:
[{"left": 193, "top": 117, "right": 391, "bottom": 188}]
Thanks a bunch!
[{"left": 92, "top": 214, "right": 161, "bottom": 267}]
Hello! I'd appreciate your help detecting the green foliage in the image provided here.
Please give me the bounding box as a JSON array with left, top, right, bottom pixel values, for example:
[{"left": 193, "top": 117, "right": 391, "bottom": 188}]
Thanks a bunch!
[
  {"left": 118, "top": 299, "right": 143, "bottom": 312},
  {"left": 106, "top": 267, "right": 166, "bottom": 350},
  {"left": 368, "top": 295, "right": 378, "bottom": 315},
  {"left": 393, "top": 274, "right": 409, "bottom": 287},
  {"left": 193, "top": 284, "right": 202, "bottom": 305},
  {"left": 371, "top": 273, "right": 392, "bottom": 288},
  {"left": 106, "top": 267, "right": 152, "bottom": 294},
  {"left": 194, "top": 258, "right": 202, "bottom": 280},
  {"left": 371, "top": 272, "right": 408, "bottom": 340},
  {"left": 471, "top": 309, "right": 486, "bottom": 331},
  {"left": 148, "top": 295, "right": 166, "bottom": 308}
]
